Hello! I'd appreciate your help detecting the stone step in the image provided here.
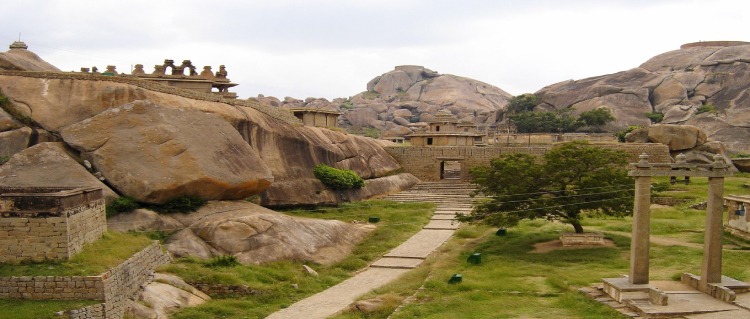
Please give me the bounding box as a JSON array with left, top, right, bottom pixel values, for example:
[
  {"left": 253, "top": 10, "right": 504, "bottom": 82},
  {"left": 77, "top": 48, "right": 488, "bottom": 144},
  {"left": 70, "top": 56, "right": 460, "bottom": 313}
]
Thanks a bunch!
[
  {"left": 423, "top": 220, "right": 461, "bottom": 230},
  {"left": 370, "top": 257, "right": 424, "bottom": 269}
]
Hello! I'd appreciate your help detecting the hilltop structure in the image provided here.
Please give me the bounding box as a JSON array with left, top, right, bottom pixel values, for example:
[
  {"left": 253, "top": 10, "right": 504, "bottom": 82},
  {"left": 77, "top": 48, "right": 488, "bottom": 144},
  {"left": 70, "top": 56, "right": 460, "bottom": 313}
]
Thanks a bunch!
[
  {"left": 80, "top": 59, "right": 239, "bottom": 99},
  {"left": 407, "top": 109, "right": 486, "bottom": 146}
]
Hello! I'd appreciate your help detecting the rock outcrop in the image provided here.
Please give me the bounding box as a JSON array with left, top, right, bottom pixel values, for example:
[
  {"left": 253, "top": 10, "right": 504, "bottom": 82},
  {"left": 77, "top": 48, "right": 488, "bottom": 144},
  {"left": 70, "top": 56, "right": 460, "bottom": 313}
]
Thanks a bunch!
[
  {"left": 535, "top": 41, "right": 750, "bottom": 153},
  {"left": 0, "top": 69, "right": 415, "bottom": 206},
  {"left": 0, "top": 42, "right": 60, "bottom": 72},
  {"left": 127, "top": 273, "right": 210, "bottom": 319},
  {"left": 624, "top": 124, "right": 736, "bottom": 170},
  {"left": 0, "top": 142, "right": 118, "bottom": 199},
  {"left": 61, "top": 100, "right": 274, "bottom": 204},
  {"left": 111, "top": 201, "right": 371, "bottom": 265}
]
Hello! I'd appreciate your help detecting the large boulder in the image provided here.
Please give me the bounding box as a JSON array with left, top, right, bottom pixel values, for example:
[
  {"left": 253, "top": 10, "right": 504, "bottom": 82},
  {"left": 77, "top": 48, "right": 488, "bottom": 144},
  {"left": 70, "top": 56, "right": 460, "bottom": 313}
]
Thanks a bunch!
[
  {"left": 127, "top": 273, "right": 210, "bottom": 319},
  {"left": 61, "top": 100, "right": 274, "bottom": 204},
  {"left": 157, "top": 201, "right": 370, "bottom": 265},
  {"left": 0, "top": 126, "right": 32, "bottom": 158},
  {"left": 647, "top": 124, "right": 707, "bottom": 151},
  {"left": 0, "top": 142, "right": 117, "bottom": 199}
]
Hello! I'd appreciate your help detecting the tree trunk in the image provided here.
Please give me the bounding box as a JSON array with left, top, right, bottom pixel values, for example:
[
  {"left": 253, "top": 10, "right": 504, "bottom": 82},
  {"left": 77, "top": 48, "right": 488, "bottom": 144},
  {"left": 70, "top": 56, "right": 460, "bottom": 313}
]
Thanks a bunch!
[{"left": 572, "top": 221, "right": 584, "bottom": 234}]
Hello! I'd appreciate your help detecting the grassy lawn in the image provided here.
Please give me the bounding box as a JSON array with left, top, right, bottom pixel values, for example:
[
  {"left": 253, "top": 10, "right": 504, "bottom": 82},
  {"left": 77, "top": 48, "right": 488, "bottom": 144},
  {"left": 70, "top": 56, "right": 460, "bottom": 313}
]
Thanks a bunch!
[
  {"left": 0, "top": 300, "right": 100, "bottom": 319},
  {"left": 0, "top": 232, "right": 153, "bottom": 277},
  {"left": 328, "top": 174, "right": 750, "bottom": 319},
  {"left": 165, "top": 200, "right": 435, "bottom": 319}
]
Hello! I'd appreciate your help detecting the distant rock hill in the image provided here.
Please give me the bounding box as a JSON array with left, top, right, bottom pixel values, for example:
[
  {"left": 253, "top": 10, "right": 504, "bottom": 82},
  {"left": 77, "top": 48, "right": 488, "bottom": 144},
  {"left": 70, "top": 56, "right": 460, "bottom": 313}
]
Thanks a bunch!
[
  {"left": 535, "top": 41, "right": 750, "bottom": 153},
  {"left": 257, "top": 65, "right": 514, "bottom": 138}
]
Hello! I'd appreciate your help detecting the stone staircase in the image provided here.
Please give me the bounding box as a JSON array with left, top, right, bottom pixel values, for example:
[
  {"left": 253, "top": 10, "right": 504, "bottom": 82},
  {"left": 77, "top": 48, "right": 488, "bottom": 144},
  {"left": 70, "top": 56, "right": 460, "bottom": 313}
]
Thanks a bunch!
[{"left": 381, "top": 182, "right": 481, "bottom": 205}]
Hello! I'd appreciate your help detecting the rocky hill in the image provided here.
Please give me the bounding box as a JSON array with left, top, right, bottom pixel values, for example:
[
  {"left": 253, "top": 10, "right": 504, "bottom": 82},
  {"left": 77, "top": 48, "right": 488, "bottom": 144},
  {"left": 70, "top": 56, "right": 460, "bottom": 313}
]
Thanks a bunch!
[
  {"left": 257, "top": 65, "right": 514, "bottom": 138},
  {"left": 535, "top": 41, "right": 750, "bottom": 153},
  {"left": 0, "top": 46, "right": 417, "bottom": 208}
]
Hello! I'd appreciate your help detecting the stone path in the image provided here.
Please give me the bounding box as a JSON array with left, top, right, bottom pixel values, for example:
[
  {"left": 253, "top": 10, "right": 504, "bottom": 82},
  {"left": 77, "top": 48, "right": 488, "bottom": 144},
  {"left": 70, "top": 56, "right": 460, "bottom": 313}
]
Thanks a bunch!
[{"left": 265, "top": 182, "right": 476, "bottom": 319}]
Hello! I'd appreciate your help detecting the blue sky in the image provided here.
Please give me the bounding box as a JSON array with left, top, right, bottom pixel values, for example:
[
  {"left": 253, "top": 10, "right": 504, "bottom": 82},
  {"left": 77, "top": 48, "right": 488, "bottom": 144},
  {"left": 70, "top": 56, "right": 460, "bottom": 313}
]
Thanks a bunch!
[{"left": 1, "top": 0, "right": 747, "bottom": 99}]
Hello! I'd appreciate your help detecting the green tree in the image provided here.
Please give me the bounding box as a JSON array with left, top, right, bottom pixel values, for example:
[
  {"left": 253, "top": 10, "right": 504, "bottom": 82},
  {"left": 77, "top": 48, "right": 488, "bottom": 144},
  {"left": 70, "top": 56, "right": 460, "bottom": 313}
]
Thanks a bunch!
[
  {"left": 507, "top": 93, "right": 539, "bottom": 113},
  {"left": 509, "top": 110, "right": 581, "bottom": 133},
  {"left": 461, "top": 141, "right": 634, "bottom": 233},
  {"left": 578, "top": 108, "right": 615, "bottom": 131}
]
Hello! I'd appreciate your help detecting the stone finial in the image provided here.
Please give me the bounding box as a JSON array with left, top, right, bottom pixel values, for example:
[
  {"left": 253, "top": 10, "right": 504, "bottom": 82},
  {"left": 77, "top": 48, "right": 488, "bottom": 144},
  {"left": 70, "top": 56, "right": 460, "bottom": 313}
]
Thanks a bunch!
[
  {"left": 200, "top": 66, "right": 215, "bottom": 78},
  {"left": 9, "top": 41, "right": 28, "bottom": 49},
  {"left": 216, "top": 65, "right": 228, "bottom": 79},
  {"left": 675, "top": 153, "right": 687, "bottom": 165},
  {"left": 638, "top": 153, "right": 649, "bottom": 165},
  {"left": 80, "top": 67, "right": 90, "bottom": 73},
  {"left": 152, "top": 65, "right": 166, "bottom": 75},
  {"left": 131, "top": 64, "right": 146, "bottom": 75},
  {"left": 91, "top": 66, "right": 99, "bottom": 74},
  {"left": 712, "top": 154, "right": 727, "bottom": 169},
  {"left": 104, "top": 65, "right": 118, "bottom": 75}
]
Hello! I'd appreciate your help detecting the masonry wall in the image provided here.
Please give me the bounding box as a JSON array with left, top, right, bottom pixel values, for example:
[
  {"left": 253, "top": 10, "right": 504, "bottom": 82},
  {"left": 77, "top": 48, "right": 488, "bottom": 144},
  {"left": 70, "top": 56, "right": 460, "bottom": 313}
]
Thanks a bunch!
[
  {"left": 0, "top": 198, "right": 106, "bottom": 263},
  {"left": 385, "top": 143, "right": 672, "bottom": 182},
  {"left": 0, "top": 242, "right": 171, "bottom": 319}
]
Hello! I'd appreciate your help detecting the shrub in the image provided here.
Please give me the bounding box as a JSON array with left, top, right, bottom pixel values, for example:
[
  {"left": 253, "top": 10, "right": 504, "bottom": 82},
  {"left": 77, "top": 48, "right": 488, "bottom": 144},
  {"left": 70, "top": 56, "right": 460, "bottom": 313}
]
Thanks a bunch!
[
  {"left": 206, "top": 255, "right": 240, "bottom": 268},
  {"left": 313, "top": 164, "right": 365, "bottom": 190},
  {"left": 696, "top": 103, "right": 716, "bottom": 114},
  {"left": 615, "top": 125, "right": 642, "bottom": 142},
  {"left": 0, "top": 156, "right": 9, "bottom": 165},
  {"left": 152, "top": 195, "right": 207, "bottom": 214},
  {"left": 646, "top": 112, "right": 664, "bottom": 123},
  {"left": 106, "top": 196, "right": 140, "bottom": 216}
]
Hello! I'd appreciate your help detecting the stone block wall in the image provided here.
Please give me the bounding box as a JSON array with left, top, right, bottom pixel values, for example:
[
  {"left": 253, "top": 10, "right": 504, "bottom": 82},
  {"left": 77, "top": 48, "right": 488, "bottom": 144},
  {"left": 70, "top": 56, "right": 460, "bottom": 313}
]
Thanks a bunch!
[
  {"left": 63, "top": 304, "right": 106, "bottom": 319},
  {"left": 101, "top": 242, "right": 172, "bottom": 318},
  {"left": 0, "top": 242, "right": 171, "bottom": 319},
  {"left": 385, "top": 143, "right": 671, "bottom": 182},
  {"left": 0, "top": 187, "right": 105, "bottom": 263}
]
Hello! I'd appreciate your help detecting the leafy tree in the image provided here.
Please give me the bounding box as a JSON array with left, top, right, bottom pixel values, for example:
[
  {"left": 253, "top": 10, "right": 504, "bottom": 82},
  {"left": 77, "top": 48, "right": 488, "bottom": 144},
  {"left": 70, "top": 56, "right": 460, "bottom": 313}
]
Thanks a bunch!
[
  {"left": 507, "top": 94, "right": 539, "bottom": 113},
  {"left": 578, "top": 108, "right": 615, "bottom": 131},
  {"left": 509, "top": 110, "right": 581, "bottom": 133},
  {"left": 461, "top": 141, "right": 634, "bottom": 233}
]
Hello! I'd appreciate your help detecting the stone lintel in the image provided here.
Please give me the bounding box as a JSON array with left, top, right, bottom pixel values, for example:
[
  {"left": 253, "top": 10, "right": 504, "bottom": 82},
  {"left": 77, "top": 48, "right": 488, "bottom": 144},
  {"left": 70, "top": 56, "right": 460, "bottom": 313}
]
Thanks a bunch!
[
  {"left": 628, "top": 170, "right": 733, "bottom": 178},
  {"left": 0, "top": 187, "right": 102, "bottom": 215}
]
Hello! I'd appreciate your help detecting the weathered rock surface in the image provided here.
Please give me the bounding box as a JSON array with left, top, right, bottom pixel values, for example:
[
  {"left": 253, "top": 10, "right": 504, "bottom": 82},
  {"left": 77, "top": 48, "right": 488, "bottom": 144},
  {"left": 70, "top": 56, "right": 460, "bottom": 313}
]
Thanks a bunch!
[
  {"left": 0, "top": 126, "right": 32, "bottom": 158},
  {"left": 143, "top": 201, "right": 372, "bottom": 265},
  {"left": 127, "top": 273, "right": 210, "bottom": 319},
  {"left": 0, "top": 142, "right": 117, "bottom": 199},
  {"left": 107, "top": 208, "right": 183, "bottom": 233},
  {"left": 0, "top": 42, "right": 60, "bottom": 72},
  {"left": 0, "top": 72, "right": 411, "bottom": 206},
  {"left": 536, "top": 42, "right": 750, "bottom": 153},
  {"left": 624, "top": 124, "right": 736, "bottom": 170},
  {"left": 61, "top": 100, "right": 274, "bottom": 204}
]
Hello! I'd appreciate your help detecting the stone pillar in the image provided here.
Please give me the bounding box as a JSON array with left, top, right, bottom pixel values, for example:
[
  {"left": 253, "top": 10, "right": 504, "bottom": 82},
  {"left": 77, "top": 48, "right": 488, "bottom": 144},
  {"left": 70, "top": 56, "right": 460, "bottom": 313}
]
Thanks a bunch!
[
  {"left": 700, "top": 155, "right": 728, "bottom": 289},
  {"left": 630, "top": 153, "right": 652, "bottom": 285}
]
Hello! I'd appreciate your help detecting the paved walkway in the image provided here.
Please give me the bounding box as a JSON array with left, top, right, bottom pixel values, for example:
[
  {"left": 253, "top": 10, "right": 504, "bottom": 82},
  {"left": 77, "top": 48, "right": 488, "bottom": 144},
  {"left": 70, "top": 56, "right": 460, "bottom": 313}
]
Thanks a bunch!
[{"left": 265, "top": 182, "right": 476, "bottom": 319}]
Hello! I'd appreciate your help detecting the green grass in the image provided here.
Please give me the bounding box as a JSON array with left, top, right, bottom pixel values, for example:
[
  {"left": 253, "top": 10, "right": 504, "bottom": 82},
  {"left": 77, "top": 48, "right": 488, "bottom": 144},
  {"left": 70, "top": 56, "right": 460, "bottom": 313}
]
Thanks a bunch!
[
  {"left": 0, "top": 232, "right": 153, "bottom": 276},
  {"left": 0, "top": 300, "right": 100, "bottom": 319},
  {"left": 165, "top": 200, "right": 435, "bottom": 319}
]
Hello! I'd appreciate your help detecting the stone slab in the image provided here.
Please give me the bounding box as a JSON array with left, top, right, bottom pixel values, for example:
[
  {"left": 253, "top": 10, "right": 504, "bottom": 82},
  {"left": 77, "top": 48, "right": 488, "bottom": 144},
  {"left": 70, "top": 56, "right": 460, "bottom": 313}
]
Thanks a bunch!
[
  {"left": 423, "top": 220, "right": 460, "bottom": 230},
  {"left": 632, "top": 292, "right": 740, "bottom": 315},
  {"left": 685, "top": 310, "right": 750, "bottom": 319},
  {"left": 265, "top": 268, "right": 409, "bottom": 319},
  {"left": 370, "top": 257, "right": 423, "bottom": 269},
  {"left": 384, "top": 229, "right": 455, "bottom": 259},
  {"left": 431, "top": 215, "right": 458, "bottom": 220}
]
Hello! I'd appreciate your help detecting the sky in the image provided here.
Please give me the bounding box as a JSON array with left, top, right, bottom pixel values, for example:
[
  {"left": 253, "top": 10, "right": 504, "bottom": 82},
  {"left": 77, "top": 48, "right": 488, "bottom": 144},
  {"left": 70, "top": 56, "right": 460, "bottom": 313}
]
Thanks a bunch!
[{"left": 1, "top": 0, "right": 748, "bottom": 100}]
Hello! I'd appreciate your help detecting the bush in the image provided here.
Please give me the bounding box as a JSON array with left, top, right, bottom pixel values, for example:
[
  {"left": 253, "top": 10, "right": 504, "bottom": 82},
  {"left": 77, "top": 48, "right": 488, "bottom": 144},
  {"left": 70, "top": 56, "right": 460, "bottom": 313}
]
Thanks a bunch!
[
  {"left": 206, "top": 255, "right": 240, "bottom": 268},
  {"left": 646, "top": 112, "right": 664, "bottom": 123},
  {"left": 0, "top": 156, "right": 9, "bottom": 165},
  {"left": 313, "top": 164, "right": 365, "bottom": 190},
  {"left": 152, "top": 195, "right": 207, "bottom": 214},
  {"left": 615, "top": 125, "right": 642, "bottom": 142},
  {"left": 696, "top": 103, "right": 716, "bottom": 114},
  {"left": 106, "top": 196, "right": 140, "bottom": 216}
]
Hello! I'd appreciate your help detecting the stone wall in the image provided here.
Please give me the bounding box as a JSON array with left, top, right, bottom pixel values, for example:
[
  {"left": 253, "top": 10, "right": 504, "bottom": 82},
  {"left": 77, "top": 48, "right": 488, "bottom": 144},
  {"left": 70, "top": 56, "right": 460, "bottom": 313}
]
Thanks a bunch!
[
  {"left": 385, "top": 143, "right": 672, "bottom": 182},
  {"left": 61, "top": 303, "right": 106, "bottom": 319},
  {"left": 0, "top": 187, "right": 105, "bottom": 263},
  {"left": 0, "top": 242, "right": 171, "bottom": 319},
  {"left": 0, "top": 70, "right": 302, "bottom": 125}
]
